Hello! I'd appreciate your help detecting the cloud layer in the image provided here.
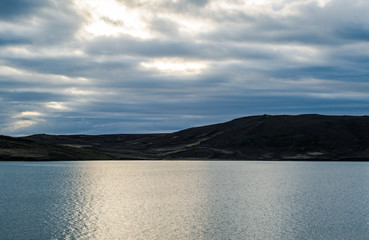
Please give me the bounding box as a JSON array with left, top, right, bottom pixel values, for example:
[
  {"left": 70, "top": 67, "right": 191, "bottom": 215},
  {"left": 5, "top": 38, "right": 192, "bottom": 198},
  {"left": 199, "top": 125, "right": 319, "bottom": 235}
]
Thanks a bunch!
[{"left": 1, "top": 0, "right": 369, "bottom": 135}]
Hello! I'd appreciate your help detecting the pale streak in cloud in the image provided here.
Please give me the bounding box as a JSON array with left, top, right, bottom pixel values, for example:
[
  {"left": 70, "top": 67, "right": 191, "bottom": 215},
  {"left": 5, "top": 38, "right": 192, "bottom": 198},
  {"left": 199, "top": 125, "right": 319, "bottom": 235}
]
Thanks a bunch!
[
  {"left": 140, "top": 58, "right": 209, "bottom": 75},
  {"left": 6, "top": 120, "right": 38, "bottom": 131},
  {"left": 13, "top": 111, "right": 42, "bottom": 118},
  {"left": 7, "top": 111, "right": 45, "bottom": 133},
  {"left": 46, "top": 102, "right": 69, "bottom": 110}
]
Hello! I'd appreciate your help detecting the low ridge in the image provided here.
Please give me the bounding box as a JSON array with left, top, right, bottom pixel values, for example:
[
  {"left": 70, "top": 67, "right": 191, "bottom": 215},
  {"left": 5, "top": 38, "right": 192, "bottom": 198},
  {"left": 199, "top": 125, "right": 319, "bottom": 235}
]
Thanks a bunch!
[{"left": 2, "top": 114, "right": 369, "bottom": 161}]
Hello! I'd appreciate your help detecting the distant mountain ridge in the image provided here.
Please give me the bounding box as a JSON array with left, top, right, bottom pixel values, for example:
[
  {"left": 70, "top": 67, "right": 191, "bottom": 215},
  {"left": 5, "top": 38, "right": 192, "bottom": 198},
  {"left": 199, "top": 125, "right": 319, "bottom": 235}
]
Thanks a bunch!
[{"left": 2, "top": 114, "right": 369, "bottom": 161}]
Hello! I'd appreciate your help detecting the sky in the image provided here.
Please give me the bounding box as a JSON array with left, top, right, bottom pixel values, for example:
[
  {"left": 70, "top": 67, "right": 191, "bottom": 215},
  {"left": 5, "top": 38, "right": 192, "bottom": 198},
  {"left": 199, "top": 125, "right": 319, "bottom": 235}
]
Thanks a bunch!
[{"left": 1, "top": 0, "right": 369, "bottom": 136}]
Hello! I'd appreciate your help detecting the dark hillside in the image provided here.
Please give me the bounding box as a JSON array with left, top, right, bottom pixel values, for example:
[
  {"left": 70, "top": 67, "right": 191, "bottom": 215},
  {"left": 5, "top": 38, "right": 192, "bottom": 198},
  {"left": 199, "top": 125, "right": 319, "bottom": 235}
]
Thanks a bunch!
[
  {"left": 135, "top": 114, "right": 369, "bottom": 160},
  {"left": 2, "top": 114, "right": 369, "bottom": 160},
  {"left": 0, "top": 135, "right": 112, "bottom": 160}
]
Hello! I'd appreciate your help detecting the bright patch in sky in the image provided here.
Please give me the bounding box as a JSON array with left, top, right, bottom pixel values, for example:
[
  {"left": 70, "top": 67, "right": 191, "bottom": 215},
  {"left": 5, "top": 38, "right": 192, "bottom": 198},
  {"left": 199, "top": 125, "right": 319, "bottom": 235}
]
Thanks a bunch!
[
  {"left": 246, "top": 0, "right": 273, "bottom": 5},
  {"left": 75, "top": 0, "right": 151, "bottom": 39},
  {"left": 9, "top": 120, "right": 38, "bottom": 131},
  {"left": 13, "top": 111, "right": 42, "bottom": 118},
  {"left": 46, "top": 102, "right": 69, "bottom": 111},
  {"left": 65, "top": 87, "right": 94, "bottom": 95},
  {"left": 140, "top": 58, "right": 209, "bottom": 75},
  {"left": 9, "top": 112, "right": 45, "bottom": 132}
]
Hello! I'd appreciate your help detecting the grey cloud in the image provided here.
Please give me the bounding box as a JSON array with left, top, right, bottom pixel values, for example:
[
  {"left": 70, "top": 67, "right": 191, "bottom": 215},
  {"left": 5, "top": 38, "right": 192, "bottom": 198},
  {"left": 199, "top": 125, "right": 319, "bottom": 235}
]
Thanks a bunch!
[
  {"left": 100, "top": 17, "right": 124, "bottom": 27},
  {"left": 187, "top": 0, "right": 208, "bottom": 6},
  {"left": 204, "top": 16, "right": 336, "bottom": 45},
  {"left": 335, "top": 23, "right": 369, "bottom": 41},
  {"left": 0, "top": 0, "right": 82, "bottom": 46},
  {"left": 0, "top": 37, "right": 30, "bottom": 46},
  {"left": 120, "top": 0, "right": 209, "bottom": 11},
  {"left": 2, "top": 0, "right": 369, "bottom": 135},
  {"left": 0, "top": 0, "right": 48, "bottom": 20},
  {"left": 202, "top": 1, "right": 369, "bottom": 46},
  {"left": 150, "top": 18, "right": 180, "bottom": 37},
  {"left": 3, "top": 56, "right": 135, "bottom": 79},
  {"left": 28, "top": 93, "right": 369, "bottom": 135},
  {"left": 86, "top": 35, "right": 279, "bottom": 62},
  {"left": 86, "top": 36, "right": 198, "bottom": 57},
  {"left": 272, "top": 65, "right": 369, "bottom": 82},
  {"left": 0, "top": 91, "right": 61, "bottom": 102}
]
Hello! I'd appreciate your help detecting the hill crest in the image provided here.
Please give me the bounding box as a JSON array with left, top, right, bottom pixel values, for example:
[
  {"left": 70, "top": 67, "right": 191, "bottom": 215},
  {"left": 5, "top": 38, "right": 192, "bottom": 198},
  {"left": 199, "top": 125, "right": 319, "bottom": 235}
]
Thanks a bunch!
[{"left": 2, "top": 114, "right": 369, "bottom": 161}]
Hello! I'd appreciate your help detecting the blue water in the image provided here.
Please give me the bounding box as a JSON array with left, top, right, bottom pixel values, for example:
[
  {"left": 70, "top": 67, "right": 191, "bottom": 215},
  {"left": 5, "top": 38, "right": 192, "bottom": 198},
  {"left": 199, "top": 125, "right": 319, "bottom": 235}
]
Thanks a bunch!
[{"left": 1, "top": 161, "right": 369, "bottom": 240}]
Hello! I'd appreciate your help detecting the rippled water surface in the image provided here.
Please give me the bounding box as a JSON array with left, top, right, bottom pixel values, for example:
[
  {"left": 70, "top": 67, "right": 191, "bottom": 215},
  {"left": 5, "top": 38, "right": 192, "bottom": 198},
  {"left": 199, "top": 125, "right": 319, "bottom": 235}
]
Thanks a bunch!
[{"left": 1, "top": 161, "right": 369, "bottom": 239}]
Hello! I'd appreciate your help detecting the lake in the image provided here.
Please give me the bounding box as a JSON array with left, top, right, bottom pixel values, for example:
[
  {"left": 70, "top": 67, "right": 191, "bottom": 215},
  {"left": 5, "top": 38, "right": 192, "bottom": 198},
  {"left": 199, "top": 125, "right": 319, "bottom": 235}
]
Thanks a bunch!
[{"left": 1, "top": 161, "right": 369, "bottom": 240}]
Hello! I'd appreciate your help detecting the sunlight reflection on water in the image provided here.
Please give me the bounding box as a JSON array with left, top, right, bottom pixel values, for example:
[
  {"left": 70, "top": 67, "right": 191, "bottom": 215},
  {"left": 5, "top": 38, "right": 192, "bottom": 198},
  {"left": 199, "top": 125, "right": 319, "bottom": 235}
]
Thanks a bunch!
[{"left": 1, "top": 161, "right": 369, "bottom": 239}]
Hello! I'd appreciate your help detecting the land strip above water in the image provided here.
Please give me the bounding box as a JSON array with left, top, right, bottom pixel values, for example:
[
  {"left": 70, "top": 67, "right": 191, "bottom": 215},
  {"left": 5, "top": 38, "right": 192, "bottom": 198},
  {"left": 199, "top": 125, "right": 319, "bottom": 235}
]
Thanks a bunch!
[{"left": 2, "top": 114, "right": 369, "bottom": 161}]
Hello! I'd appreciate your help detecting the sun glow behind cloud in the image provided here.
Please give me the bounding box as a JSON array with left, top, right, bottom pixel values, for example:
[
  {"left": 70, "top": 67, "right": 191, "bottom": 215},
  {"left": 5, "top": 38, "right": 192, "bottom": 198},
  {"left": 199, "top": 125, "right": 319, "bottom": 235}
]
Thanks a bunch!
[
  {"left": 74, "top": 0, "right": 152, "bottom": 39},
  {"left": 7, "top": 111, "right": 45, "bottom": 132},
  {"left": 140, "top": 58, "right": 209, "bottom": 75},
  {"left": 7, "top": 120, "right": 38, "bottom": 131}
]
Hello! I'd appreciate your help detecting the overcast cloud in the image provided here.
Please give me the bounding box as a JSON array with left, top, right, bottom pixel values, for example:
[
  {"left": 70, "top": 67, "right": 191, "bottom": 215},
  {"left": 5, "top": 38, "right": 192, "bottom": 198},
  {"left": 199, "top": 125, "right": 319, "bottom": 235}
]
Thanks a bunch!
[{"left": 1, "top": 0, "right": 369, "bottom": 135}]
